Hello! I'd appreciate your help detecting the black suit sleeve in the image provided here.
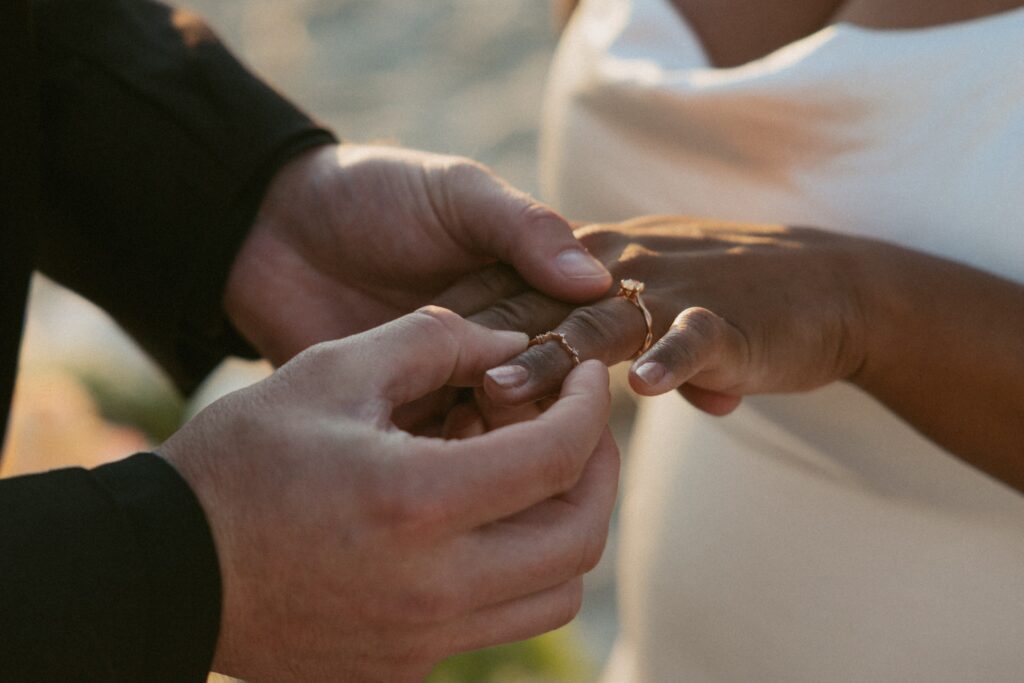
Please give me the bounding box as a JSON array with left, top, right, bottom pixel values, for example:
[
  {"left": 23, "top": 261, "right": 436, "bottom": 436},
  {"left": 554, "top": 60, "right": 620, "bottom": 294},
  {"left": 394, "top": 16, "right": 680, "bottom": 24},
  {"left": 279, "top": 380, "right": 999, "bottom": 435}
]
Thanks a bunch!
[
  {"left": 32, "top": 0, "right": 338, "bottom": 393},
  {"left": 3, "top": 2, "right": 340, "bottom": 680},
  {"left": 0, "top": 453, "right": 221, "bottom": 682}
]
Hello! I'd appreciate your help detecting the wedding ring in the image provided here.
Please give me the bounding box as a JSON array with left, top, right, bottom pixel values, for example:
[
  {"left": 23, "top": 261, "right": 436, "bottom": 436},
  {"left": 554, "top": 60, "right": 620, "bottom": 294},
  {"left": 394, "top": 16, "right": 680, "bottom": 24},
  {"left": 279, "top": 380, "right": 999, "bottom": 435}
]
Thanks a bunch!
[
  {"left": 618, "top": 278, "right": 653, "bottom": 358},
  {"left": 528, "top": 331, "right": 581, "bottom": 367}
]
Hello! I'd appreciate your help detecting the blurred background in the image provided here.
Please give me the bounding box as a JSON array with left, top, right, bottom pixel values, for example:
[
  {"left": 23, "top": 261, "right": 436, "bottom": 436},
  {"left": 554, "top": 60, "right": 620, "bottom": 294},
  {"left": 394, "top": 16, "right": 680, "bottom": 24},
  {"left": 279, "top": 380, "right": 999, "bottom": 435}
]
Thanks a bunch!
[{"left": 2, "top": 1, "right": 634, "bottom": 681}]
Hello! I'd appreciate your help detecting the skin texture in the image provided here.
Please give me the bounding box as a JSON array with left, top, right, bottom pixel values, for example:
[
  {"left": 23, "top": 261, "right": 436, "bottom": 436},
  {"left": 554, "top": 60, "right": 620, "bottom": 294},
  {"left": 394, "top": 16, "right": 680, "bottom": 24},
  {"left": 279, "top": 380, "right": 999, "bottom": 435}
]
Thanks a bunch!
[
  {"left": 437, "top": 216, "right": 1024, "bottom": 491},
  {"left": 161, "top": 143, "right": 618, "bottom": 679},
  {"left": 161, "top": 308, "right": 618, "bottom": 683},
  {"left": 559, "top": 0, "right": 1024, "bottom": 66},
  {"left": 224, "top": 143, "right": 612, "bottom": 366},
  {"left": 540, "top": 0, "right": 1024, "bottom": 486}
]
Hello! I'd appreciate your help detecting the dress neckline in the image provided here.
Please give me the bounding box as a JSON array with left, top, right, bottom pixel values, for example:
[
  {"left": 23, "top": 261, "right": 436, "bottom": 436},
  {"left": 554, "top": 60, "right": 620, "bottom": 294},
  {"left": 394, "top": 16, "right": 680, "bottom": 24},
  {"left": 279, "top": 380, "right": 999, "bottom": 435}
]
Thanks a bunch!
[{"left": 644, "top": 0, "right": 1024, "bottom": 72}]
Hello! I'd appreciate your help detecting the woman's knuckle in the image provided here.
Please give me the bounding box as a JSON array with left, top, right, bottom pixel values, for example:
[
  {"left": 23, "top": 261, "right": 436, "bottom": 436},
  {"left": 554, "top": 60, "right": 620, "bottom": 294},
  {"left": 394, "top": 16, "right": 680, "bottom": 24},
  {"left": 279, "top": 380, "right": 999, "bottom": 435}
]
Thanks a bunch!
[
  {"left": 672, "top": 307, "right": 722, "bottom": 347},
  {"left": 676, "top": 306, "right": 717, "bottom": 334},
  {"left": 564, "top": 306, "right": 617, "bottom": 346},
  {"left": 476, "top": 265, "right": 520, "bottom": 297},
  {"left": 479, "top": 299, "right": 529, "bottom": 332}
]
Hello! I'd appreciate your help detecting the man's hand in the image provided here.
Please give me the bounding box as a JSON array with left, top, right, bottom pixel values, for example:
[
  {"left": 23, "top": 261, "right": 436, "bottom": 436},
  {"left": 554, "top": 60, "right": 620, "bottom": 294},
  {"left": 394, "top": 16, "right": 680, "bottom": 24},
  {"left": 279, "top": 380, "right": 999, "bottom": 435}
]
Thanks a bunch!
[
  {"left": 159, "top": 307, "right": 617, "bottom": 682},
  {"left": 224, "top": 144, "right": 612, "bottom": 365}
]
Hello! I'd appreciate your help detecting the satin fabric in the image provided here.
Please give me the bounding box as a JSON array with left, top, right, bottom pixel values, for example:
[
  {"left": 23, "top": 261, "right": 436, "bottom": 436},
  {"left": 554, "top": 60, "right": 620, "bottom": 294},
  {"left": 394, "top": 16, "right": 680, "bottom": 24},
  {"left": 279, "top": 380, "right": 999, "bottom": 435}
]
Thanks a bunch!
[{"left": 541, "top": 1, "right": 1024, "bottom": 680}]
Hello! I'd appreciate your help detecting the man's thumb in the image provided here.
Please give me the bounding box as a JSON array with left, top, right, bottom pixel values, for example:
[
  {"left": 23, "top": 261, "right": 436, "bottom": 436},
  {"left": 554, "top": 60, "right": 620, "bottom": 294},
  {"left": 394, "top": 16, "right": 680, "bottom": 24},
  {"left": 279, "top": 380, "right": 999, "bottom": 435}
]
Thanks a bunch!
[{"left": 445, "top": 163, "right": 612, "bottom": 303}]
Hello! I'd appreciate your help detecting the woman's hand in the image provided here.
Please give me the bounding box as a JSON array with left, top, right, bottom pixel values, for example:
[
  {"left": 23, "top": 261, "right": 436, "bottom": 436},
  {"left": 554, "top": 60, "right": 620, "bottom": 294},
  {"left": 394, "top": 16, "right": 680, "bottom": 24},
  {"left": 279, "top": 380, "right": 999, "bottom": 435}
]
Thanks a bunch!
[
  {"left": 438, "top": 214, "right": 1024, "bottom": 490},
  {"left": 439, "top": 216, "right": 869, "bottom": 415}
]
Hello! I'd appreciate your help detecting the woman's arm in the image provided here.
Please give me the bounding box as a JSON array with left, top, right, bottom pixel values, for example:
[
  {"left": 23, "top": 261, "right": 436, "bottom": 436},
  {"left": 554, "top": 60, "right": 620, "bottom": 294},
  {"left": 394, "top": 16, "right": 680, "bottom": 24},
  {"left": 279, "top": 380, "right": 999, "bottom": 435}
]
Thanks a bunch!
[
  {"left": 438, "top": 217, "right": 1024, "bottom": 490},
  {"left": 851, "top": 237, "right": 1024, "bottom": 486}
]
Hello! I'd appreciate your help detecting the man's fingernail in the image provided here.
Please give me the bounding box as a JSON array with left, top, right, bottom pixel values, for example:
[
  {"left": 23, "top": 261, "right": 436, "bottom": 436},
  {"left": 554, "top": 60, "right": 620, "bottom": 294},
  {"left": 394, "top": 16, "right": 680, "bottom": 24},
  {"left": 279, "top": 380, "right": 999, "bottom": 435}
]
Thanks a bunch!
[
  {"left": 556, "top": 249, "right": 608, "bottom": 279},
  {"left": 635, "top": 362, "right": 666, "bottom": 386},
  {"left": 495, "top": 330, "right": 530, "bottom": 348},
  {"left": 486, "top": 365, "right": 528, "bottom": 389}
]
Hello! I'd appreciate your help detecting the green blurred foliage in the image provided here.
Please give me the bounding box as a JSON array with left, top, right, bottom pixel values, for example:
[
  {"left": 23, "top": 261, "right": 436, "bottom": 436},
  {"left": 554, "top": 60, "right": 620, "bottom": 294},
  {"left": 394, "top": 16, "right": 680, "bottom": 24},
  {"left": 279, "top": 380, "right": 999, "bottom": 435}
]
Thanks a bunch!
[
  {"left": 429, "top": 628, "right": 592, "bottom": 683},
  {"left": 72, "top": 365, "right": 184, "bottom": 443}
]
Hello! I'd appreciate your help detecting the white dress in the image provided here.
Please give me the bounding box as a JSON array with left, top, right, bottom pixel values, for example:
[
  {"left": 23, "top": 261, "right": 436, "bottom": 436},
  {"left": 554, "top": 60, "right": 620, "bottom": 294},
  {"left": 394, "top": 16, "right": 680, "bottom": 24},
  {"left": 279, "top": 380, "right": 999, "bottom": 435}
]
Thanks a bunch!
[{"left": 540, "top": 1, "right": 1024, "bottom": 680}]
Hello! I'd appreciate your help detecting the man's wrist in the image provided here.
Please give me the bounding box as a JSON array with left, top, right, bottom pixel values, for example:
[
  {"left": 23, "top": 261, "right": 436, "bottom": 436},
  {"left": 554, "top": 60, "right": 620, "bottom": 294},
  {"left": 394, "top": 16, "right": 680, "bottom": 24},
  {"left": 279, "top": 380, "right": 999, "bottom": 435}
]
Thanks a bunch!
[
  {"left": 222, "top": 143, "right": 338, "bottom": 352},
  {"left": 220, "top": 142, "right": 338, "bottom": 362}
]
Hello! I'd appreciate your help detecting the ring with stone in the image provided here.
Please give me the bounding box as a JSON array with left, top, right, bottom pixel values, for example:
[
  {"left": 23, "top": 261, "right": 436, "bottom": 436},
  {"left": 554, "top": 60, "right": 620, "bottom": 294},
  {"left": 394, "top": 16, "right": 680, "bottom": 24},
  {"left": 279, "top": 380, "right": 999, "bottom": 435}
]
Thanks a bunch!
[{"left": 617, "top": 278, "right": 654, "bottom": 358}]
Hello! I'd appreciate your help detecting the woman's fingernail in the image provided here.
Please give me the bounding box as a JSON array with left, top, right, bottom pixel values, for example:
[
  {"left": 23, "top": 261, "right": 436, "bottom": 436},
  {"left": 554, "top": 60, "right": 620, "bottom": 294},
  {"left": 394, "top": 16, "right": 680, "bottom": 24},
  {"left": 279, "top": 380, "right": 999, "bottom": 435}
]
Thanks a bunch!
[
  {"left": 486, "top": 365, "right": 529, "bottom": 389},
  {"left": 556, "top": 248, "right": 608, "bottom": 280},
  {"left": 635, "top": 362, "right": 666, "bottom": 386}
]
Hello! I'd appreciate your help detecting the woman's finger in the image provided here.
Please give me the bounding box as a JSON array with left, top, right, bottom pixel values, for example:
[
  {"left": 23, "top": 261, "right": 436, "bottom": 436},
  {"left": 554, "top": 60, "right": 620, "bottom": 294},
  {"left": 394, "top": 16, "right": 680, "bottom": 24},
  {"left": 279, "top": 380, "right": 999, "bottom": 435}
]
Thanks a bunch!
[
  {"left": 628, "top": 307, "right": 749, "bottom": 398},
  {"left": 483, "top": 294, "right": 649, "bottom": 404},
  {"left": 467, "top": 288, "right": 575, "bottom": 334},
  {"left": 431, "top": 264, "right": 527, "bottom": 317}
]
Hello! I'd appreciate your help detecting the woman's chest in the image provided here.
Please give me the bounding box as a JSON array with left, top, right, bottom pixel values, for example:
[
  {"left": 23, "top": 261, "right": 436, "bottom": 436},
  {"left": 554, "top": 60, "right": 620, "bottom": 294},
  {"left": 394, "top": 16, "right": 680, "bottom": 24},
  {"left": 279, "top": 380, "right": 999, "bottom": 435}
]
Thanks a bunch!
[
  {"left": 545, "top": 0, "right": 1024, "bottom": 281},
  {"left": 668, "top": 0, "right": 1024, "bottom": 67}
]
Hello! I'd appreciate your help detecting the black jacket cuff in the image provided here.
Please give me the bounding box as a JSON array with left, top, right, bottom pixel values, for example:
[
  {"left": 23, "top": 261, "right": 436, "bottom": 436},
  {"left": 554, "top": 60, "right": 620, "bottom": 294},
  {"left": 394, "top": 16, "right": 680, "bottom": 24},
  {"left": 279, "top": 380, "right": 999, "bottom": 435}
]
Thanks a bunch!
[
  {"left": 93, "top": 452, "right": 222, "bottom": 682},
  {"left": 0, "top": 453, "right": 221, "bottom": 682}
]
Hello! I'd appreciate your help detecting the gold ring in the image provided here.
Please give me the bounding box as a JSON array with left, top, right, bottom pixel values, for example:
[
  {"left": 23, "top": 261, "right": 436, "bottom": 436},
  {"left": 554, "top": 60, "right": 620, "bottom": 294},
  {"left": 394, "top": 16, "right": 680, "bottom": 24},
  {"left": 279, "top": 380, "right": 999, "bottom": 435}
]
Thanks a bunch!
[
  {"left": 618, "top": 279, "right": 653, "bottom": 358},
  {"left": 528, "top": 331, "right": 581, "bottom": 367}
]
